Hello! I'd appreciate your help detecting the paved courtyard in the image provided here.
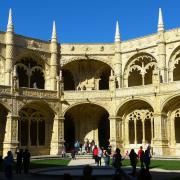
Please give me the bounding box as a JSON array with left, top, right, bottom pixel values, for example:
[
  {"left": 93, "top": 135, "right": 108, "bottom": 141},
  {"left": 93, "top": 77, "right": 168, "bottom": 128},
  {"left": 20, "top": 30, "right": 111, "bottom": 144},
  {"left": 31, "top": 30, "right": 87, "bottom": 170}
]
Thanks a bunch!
[{"left": 0, "top": 158, "right": 180, "bottom": 180}]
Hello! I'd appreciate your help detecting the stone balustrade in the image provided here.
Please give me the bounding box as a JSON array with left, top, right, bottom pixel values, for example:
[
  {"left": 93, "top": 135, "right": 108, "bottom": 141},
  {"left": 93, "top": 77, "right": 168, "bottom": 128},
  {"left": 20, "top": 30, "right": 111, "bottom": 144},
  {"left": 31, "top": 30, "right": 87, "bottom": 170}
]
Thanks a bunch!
[
  {"left": 19, "top": 87, "right": 58, "bottom": 98},
  {"left": 0, "top": 81, "right": 180, "bottom": 100}
]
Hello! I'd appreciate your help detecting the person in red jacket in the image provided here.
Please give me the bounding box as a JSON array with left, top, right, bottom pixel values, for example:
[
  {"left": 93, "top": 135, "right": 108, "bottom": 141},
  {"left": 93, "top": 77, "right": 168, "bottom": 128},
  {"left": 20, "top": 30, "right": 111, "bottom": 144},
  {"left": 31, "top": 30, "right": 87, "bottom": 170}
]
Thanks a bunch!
[
  {"left": 93, "top": 145, "right": 98, "bottom": 165},
  {"left": 138, "top": 146, "right": 144, "bottom": 169}
]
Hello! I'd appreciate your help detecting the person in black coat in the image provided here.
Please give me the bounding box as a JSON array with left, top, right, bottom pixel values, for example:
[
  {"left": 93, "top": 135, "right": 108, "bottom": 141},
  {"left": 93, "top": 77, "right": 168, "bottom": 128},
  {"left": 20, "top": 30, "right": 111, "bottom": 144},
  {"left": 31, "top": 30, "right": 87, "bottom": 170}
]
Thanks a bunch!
[
  {"left": 23, "top": 149, "right": 31, "bottom": 174},
  {"left": 15, "top": 148, "right": 23, "bottom": 174},
  {"left": 129, "top": 149, "right": 138, "bottom": 176}
]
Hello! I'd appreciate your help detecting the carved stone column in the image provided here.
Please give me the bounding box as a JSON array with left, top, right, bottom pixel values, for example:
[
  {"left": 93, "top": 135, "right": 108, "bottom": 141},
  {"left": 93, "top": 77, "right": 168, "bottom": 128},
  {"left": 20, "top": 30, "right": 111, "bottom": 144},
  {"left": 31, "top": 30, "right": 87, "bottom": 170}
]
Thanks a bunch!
[
  {"left": 3, "top": 114, "right": 19, "bottom": 157},
  {"left": 50, "top": 115, "right": 64, "bottom": 155},
  {"left": 170, "top": 115, "right": 176, "bottom": 147},
  {"left": 142, "top": 119, "right": 146, "bottom": 144},
  {"left": 153, "top": 113, "right": 168, "bottom": 156},
  {"left": 124, "top": 118, "right": 129, "bottom": 148}
]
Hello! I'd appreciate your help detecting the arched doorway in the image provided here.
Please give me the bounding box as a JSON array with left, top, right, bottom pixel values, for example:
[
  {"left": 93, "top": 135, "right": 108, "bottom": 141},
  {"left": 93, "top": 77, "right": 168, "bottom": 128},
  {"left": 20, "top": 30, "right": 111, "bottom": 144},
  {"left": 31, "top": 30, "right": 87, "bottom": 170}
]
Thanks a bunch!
[
  {"left": 64, "top": 103, "right": 110, "bottom": 151},
  {"left": 117, "top": 100, "right": 154, "bottom": 149},
  {"left": 0, "top": 104, "right": 8, "bottom": 156},
  {"left": 18, "top": 103, "right": 54, "bottom": 155},
  {"left": 62, "top": 59, "right": 111, "bottom": 91}
]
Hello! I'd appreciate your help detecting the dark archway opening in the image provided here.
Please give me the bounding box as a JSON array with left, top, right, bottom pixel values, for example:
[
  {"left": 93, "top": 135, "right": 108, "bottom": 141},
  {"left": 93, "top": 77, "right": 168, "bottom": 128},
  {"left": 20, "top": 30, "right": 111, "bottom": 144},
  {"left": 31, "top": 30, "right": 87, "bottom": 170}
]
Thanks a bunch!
[
  {"left": 64, "top": 113, "right": 75, "bottom": 152},
  {"left": 98, "top": 112, "right": 110, "bottom": 149},
  {"left": 128, "top": 69, "right": 142, "bottom": 87},
  {"left": 99, "top": 70, "right": 110, "bottom": 90},
  {"left": 145, "top": 119, "right": 151, "bottom": 143},
  {"left": 175, "top": 117, "right": 180, "bottom": 143},
  {"left": 173, "top": 62, "right": 180, "bottom": 81},
  {"left": 137, "top": 120, "right": 142, "bottom": 144},
  {"left": 31, "top": 70, "right": 45, "bottom": 89},
  {"left": 62, "top": 70, "right": 75, "bottom": 90},
  {"left": 129, "top": 120, "right": 135, "bottom": 144}
]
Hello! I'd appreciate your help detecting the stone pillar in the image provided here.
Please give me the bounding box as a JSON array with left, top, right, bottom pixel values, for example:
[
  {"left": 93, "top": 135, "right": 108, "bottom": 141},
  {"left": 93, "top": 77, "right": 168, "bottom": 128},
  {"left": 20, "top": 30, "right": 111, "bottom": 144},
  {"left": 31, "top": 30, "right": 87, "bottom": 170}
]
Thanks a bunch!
[
  {"left": 170, "top": 115, "right": 176, "bottom": 147},
  {"left": 157, "top": 32, "right": 167, "bottom": 83},
  {"left": 49, "top": 21, "right": 59, "bottom": 90},
  {"left": 142, "top": 119, "right": 146, "bottom": 144},
  {"left": 124, "top": 119, "right": 129, "bottom": 148},
  {"left": 153, "top": 113, "right": 169, "bottom": 156},
  {"left": 5, "top": 28, "right": 14, "bottom": 86},
  {"left": 109, "top": 117, "right": 117, "bottom": 151},
  {"left": 151, "top": 117, "right": 154, "bottom": 145},
  {"left": 50, "top": 115, "right": 64, "bottom": 155},
  {"left": 3, "top": 114, "right": 19, "bottom": 157}
]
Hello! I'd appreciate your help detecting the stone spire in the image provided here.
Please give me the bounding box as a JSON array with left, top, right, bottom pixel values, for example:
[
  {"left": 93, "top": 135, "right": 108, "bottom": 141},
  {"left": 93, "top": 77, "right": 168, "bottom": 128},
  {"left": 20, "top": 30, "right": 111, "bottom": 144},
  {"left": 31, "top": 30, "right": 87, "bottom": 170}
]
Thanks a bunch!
[
  {"left": 7, "top": 8, "right": 14, "bottom": 32},
  {"left": 158, "top": 8, "right": 164, "bottom": 32},
  {"left": 51, "top": 21, "right": 57, "bottom": 42},
  {"left": 115, "top": 21, "right": 120, "bottom": 42}
]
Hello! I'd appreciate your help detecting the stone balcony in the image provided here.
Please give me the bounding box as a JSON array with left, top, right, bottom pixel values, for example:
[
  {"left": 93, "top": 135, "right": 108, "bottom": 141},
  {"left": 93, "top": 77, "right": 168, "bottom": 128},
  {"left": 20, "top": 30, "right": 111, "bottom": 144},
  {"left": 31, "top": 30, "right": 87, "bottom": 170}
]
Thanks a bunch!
[{"left": 0, "top": 81, "right": 180, "bottom": 100}]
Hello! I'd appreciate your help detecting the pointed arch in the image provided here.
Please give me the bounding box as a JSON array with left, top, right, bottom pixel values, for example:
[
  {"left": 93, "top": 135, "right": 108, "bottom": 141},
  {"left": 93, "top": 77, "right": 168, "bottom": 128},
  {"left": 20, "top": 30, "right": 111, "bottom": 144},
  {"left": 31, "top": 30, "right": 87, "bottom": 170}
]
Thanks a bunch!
[{"left": 124, "top": 53, "right": 157, "bottom": 87}]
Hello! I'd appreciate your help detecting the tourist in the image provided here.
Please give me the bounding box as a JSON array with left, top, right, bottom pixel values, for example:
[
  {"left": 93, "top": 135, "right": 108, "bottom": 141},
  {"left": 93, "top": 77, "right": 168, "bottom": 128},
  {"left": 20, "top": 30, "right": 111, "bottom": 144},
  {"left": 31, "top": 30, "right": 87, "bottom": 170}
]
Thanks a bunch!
[
  {"left": 80, "top": 165, "right": 97, "bottom": 180},
  {"left": 92, "top": 145, "right": 98, "bottom": 165},
  {"left": 4, "top": 151, "right": 14, "bottom": 179},
  {"left": 23, "top": 149, "right": 31, "bottom": 174},
  {"left": 138, "top": 146, "right": 144, "bottom": 169},
  {"left": 71, "top": 148, "right": 76, "bottom": 160},
  {"left": 129, "top": 149, "right": 138, "bottom": 176},
  {"left": 74, "top": 140, "right": 80, "bottom": 154},
  {"left": 112, "top": 148, "right": 123, "bottom": 175},
  {"left": 97, "top": 147, "right": 103, "bottom": 166},
  {"left": 144, "top": 149, "right": 151, "bottom": 171},
  {"left": 15, "top": 148, "right": 23, "bottom": 174},
  {"left": 61, "top": 145, "right": 66, "bottom": 158},
  {"left": 104, "top": 146, "right": 111, "bottom": 166}
]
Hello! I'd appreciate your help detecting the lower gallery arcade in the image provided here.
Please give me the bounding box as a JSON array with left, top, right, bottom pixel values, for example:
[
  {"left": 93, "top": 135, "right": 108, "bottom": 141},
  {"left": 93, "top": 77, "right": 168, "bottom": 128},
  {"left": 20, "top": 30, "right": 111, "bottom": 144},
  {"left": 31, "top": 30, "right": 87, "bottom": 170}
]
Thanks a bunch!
[{"left": 0, "top": 97, "right": 180, "bottom": 157}]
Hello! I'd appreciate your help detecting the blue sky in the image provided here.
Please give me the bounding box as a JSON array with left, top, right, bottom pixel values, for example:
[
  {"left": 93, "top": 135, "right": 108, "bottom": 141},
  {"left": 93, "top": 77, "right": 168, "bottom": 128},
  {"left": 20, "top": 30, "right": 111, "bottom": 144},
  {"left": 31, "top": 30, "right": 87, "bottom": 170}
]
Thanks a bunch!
[{"left": 0, "top": 0, "right": 180, "bottom": 43}]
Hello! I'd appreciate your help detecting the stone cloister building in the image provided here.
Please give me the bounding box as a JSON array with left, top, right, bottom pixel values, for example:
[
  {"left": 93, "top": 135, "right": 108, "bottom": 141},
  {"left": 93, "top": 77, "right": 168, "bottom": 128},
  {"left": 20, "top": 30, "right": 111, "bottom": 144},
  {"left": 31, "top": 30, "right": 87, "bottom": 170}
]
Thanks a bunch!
[{"left": 0, "top": 8, "right": 180, "bottom": 157}]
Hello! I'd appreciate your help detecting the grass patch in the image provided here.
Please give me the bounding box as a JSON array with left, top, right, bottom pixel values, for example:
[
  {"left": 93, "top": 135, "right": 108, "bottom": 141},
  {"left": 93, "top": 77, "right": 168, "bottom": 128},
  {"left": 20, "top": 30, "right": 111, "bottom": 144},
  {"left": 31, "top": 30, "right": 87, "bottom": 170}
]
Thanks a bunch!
[
  {"left": 0, "top": 158, "right": 70, "bottom": 172},
  {"left": 30, "top": 159, "right": 70, "bottom": 169},
  {"left": 121, "top": 159, "right": 180, "bottom": 170}
]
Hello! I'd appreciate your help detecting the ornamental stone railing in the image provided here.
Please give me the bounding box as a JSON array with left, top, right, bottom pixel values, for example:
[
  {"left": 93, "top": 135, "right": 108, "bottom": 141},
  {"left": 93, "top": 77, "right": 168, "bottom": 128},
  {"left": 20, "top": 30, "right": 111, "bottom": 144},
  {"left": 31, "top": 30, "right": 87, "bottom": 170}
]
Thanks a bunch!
[
  {"left": 19, "top": 87, "right": 58, "bottom": 98},
  {"left": 64, "top": 90, "right": 112, "bottom": 100},
  {"left": 1, "top": 81, "right": 180, "bottom": 100},
  {"left": 0, "top": 85, "right": 11, "bottom": 94}
]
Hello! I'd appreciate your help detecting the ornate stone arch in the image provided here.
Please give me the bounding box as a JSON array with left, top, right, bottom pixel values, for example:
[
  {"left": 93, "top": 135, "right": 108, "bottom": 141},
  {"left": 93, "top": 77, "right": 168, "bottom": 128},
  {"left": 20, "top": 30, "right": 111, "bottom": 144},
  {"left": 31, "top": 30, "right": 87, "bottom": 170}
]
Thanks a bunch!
[
  {"left": 62, "top": 101, "right": 110, "bottom": 117},
  {"left": 115, "top": 97, "right": 154, "bottom": 117},
  {"left": 15, "top": 53, "right": 46, "bottom": 89},
  {"left": 61, "top": 56, "right": 113, "bottom": 69},
  {"left": 61, "top": 56, "right": 113, "bottom": 90},
  {"left": 123, "top": 52, "right": 157, "bottom": 87},
  {"left": 168, "top": 46, "right": 180, "bottom": 82}
]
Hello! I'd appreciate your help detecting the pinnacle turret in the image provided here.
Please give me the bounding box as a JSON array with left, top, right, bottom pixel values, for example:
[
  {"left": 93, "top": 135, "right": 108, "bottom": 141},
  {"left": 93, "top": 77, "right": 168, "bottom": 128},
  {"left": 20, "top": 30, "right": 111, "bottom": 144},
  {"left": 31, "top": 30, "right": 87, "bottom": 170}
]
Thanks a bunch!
[
  {"left": 51, "top": 21, "right": 57, "bottom": 42},
  {"left": 7, "top": 8, "right": 14, "bottom": 32},
  {"left": 158, "top": 8, "right": 164, "bottom": 32},
  {"left": 115, "top": 21, "right": 120, "bottom": 42}
]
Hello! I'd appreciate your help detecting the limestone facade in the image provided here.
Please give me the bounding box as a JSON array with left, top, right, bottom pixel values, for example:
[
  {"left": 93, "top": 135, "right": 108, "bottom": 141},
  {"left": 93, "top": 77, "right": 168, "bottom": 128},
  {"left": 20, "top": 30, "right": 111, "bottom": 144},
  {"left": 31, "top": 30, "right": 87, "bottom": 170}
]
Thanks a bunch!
[{"left": 0, "top": 9, "right": 180, "bottom": 157}]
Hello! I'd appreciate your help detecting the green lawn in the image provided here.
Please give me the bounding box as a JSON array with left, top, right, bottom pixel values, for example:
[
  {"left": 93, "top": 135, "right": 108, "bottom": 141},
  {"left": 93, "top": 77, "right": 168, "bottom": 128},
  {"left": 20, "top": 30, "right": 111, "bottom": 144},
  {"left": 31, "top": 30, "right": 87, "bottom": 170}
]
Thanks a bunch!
[
  {"left": 30, "top": 159, "right": 70, "bottom": 169},
  {"left": 0, "top": 158, "right": 70, "bottom": 172},
  {"left": 121, "top": 159, "right": 180, "bottom": 170}
]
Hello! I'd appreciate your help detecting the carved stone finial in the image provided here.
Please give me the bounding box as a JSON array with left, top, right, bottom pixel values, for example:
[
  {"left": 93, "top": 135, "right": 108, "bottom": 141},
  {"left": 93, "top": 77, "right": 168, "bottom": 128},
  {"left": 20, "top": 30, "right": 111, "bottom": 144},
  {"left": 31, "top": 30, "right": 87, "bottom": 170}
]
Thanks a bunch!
[
  {"left": 7, "top": 8, "right": 14, "bottom": 32},
  {"left": 115, "top": 21, "right": 120, "bottom": 42},
  {"left": 158, "top": 8, "right": 164, "bottom": 32},
  {"left": 51, "top": 21, "right": 57, "bottom": 42}
]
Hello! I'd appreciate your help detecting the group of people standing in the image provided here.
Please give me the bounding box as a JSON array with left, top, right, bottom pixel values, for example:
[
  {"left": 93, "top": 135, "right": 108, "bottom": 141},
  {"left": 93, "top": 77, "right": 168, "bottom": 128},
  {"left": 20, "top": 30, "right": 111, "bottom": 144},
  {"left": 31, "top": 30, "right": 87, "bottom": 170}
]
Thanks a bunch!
[
  {"left": 129, "top": 145, "right": 151, "bottom": 176},
  {"left": 3, "top": 148, "right": 31, "bottom": 179}
]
